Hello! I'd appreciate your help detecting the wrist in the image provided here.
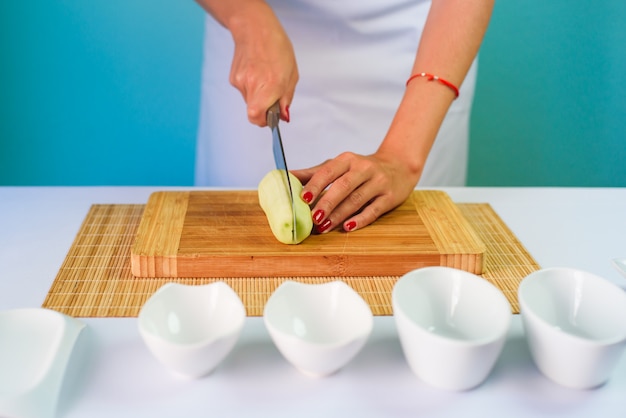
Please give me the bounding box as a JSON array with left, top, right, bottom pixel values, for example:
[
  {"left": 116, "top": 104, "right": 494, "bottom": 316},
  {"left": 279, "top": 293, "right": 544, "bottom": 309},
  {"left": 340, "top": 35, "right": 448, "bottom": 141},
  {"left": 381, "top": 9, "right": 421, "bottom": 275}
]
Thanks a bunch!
[
  {"left": 224, "top": 1, "right": 276, "bottom": 40},
  {"left": 377, "top": 83, "right": 454, "bottom": 179}
]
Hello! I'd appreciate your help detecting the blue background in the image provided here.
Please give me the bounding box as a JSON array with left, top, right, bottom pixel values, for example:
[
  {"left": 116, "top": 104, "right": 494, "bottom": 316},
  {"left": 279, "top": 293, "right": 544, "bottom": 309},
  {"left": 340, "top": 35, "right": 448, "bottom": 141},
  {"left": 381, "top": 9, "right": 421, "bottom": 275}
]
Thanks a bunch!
[{"left": 1, "top": 1, "right": 625, "bottom": 186}]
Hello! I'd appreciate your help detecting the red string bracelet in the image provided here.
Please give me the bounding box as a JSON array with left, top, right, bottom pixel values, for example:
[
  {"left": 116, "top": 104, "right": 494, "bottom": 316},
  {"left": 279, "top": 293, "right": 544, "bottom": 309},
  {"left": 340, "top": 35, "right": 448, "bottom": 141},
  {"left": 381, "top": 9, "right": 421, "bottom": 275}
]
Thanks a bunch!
[{"left": 406, "top": 72, "right": 459, "bottom": 99}]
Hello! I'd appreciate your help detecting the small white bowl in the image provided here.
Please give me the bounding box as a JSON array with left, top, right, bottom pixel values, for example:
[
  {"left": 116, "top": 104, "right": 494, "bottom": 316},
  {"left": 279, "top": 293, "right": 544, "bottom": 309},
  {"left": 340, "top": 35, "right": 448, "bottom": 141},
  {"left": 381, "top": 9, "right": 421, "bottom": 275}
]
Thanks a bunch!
[
  {"left": 138, "top": 282, "right": 245, "bottom": 378},
  {"left": 0, "top": 308, "right": 86, "bottom": 418},
  {"left": 519, "top": 267, "right": 626, "bottom": 389},
  {"left": 392, "top": 267, "right": 511, "bottom": 391},
  {"left": 263, "top": 280, "right": 373, "bottom": 377}
]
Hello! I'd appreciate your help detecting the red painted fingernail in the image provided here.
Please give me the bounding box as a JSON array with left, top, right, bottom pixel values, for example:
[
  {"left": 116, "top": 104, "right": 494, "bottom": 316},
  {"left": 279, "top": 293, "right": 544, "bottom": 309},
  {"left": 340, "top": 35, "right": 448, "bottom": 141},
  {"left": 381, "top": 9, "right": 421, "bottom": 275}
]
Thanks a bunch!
[
  {"left": 285, "top": 105, "right": 290, "bottom": 123},
  {"left": 345, "top": 221, "right": 357, "bottom": 232},
  {"left": 313, "top": 209, "right": 325, "bottom": 224},
  {"left": 302, "top": 191, "right": 313, "bottom": 204},
  {"left": 317, "top": 219, "right": 332, "bottom": 233}
]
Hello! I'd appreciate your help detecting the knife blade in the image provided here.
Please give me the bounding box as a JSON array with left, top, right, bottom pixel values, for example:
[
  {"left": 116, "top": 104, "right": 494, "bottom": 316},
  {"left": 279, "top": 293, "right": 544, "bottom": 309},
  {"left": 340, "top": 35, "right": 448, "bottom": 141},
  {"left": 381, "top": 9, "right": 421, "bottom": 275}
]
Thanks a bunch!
[{"left": 267, "top": 101, "right": 297, "bottom": 243}]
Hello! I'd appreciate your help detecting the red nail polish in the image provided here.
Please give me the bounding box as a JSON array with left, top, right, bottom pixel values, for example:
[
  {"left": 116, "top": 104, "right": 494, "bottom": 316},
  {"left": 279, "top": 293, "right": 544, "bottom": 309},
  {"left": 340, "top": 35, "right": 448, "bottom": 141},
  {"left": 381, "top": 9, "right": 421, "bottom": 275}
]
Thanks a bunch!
[
  {"left": 313, "top": 209, "right": 325, "bottom": 224},
  {"left": 345, "top": 221, "right": 357, "bottom": 232},
  {"left": 317, "top": 219, "right": 332, "bottom": 233},
  {"left": 285, "top": 105, "right": 290, "bottom": 123},
  {"left": 302, "top": 191, "right": 313, "bottom": 204}
]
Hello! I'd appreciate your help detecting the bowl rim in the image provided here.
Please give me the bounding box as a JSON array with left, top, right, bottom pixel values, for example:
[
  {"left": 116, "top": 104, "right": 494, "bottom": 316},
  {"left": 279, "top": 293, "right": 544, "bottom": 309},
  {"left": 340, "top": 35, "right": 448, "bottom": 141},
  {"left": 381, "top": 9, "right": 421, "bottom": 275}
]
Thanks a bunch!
[
  {"left": 391, "top": 266, "right": 512, "bottom": 346},
  {"left": 518, "top": 267, "right": 626, "bottom": 345},
  {"left": 263, "top": 280, "right": 374, "bottom": 348},
  {"left": 138, "top": 281, "right": 246, "bottom": 348}
]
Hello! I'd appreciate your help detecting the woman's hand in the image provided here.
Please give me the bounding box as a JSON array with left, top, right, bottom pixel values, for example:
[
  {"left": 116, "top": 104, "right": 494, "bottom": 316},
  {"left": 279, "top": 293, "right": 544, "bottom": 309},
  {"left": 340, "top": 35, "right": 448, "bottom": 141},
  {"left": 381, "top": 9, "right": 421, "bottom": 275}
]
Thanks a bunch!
[
  {"left": 291, "top": 151, "right": 421, "bottom": 233},
  {"left": 197, "top": 0, "right": 298, "bottom": 125}
]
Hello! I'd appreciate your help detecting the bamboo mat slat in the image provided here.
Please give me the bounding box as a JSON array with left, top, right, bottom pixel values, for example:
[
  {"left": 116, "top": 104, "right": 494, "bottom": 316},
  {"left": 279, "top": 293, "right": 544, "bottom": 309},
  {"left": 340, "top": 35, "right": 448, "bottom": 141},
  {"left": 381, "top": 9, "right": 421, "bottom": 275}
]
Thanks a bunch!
[{"left": 42, "top": 203, "right": 539, "bottom": 317}]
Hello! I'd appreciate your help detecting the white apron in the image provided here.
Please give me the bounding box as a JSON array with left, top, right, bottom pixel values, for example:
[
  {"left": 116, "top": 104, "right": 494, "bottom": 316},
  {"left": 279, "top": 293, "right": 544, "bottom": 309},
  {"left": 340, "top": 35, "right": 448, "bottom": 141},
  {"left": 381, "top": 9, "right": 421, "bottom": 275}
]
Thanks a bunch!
[{"left": 195, "top": 0, "right": 477, "bottom": 187}]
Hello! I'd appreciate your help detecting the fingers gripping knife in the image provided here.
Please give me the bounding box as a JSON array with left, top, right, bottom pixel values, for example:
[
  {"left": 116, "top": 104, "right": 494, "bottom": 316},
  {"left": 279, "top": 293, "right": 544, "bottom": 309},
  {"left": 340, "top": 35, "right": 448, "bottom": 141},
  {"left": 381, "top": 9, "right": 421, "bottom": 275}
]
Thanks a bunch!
[{"left": 267, "top": 102, "right": 297, "bottom": 243}]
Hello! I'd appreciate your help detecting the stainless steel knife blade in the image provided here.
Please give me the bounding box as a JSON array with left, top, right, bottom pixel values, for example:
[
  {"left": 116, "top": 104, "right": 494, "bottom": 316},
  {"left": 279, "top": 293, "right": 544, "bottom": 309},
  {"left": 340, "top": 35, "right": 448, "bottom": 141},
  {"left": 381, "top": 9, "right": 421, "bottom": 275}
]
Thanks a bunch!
[{"left": 267, "top": 101, "right": 297, "bottom": 242}]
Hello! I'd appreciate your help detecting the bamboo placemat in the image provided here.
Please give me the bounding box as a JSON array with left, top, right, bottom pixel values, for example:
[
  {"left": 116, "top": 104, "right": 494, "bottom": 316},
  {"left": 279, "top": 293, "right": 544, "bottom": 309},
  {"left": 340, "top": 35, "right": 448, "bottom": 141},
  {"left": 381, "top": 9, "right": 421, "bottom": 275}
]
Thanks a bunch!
[{"left": 42, "top": 203, "right": 539, "bottom": 317}]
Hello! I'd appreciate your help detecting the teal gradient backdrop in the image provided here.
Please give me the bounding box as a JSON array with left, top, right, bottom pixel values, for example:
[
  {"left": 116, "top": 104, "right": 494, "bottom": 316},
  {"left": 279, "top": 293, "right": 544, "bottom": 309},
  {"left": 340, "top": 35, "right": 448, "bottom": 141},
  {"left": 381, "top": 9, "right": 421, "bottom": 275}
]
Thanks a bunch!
[
  {"left": 1, "top": 1, "right": 625, "bottom": 186},
  {"left": 469, "top": 1, "right": 626, "bottom": 186},
  {"left": 0, "top": 1, "right": 203, "bottom": 185}
]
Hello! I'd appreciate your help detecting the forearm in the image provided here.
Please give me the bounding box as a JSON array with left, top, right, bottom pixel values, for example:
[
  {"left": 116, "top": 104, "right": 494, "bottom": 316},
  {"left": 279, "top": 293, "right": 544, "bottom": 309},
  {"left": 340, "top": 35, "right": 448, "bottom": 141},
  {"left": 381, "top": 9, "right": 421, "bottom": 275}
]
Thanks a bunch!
[
  {"left": 414, "top": 0, "right": 494, "bottom": 87},
  {"left": 194, "top": 0, "right": 278, "bottom": 40},
  {"left": 378, "top": 0, "right": 494, "bottom": 177}
]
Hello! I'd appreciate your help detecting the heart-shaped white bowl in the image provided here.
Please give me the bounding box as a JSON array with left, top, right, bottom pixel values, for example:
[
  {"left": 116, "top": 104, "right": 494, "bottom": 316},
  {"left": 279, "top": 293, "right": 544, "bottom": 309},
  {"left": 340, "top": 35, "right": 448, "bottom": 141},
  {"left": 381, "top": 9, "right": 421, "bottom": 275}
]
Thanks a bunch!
[
  {"left": 263, "top": 280, "right": 373, "bottom": 377},
  {"left": 138, "top": 282, "right": 245, "bottom": 378},
  {"left": 392, "top": 267, "right": 511, "bottom": 391},
  {"left": 519, "top": 267, "right": 626, "bottom": 389}
]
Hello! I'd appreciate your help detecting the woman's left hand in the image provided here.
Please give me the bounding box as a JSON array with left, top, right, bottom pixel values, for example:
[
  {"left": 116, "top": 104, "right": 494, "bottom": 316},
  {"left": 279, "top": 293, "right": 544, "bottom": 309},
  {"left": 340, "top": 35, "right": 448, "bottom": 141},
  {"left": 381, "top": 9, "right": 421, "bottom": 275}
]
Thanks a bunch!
[{"left": 291, "top": 151, "right": 421, "bottom": 233}]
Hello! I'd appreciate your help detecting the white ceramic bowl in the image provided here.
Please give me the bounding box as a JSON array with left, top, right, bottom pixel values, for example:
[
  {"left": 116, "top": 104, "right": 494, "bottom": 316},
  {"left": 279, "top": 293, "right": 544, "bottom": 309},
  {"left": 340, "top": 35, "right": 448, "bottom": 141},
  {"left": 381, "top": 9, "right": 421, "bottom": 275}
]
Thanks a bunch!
[
  {"left": 519, "top": 267, "right": 626, "bottom": 389},
  {"left": 138, "top": 282, "right": 245, "bottom": 378},
  {"left": 392, "top": 267, "right": 511, "bottom": 391},
  {"left": 0, "top": 308, "right": 86, "bottom": 418},
  {"left": 263, "top": 280, "right": 373, "bottom": 377}
]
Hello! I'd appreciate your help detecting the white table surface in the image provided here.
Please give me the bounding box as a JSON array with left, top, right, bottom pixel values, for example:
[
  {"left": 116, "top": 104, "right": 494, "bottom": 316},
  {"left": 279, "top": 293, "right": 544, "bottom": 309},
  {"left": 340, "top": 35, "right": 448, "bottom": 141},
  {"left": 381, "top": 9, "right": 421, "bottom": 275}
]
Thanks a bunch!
[{"left": 1, "top": 186, "right": 625, "bottom": 417}]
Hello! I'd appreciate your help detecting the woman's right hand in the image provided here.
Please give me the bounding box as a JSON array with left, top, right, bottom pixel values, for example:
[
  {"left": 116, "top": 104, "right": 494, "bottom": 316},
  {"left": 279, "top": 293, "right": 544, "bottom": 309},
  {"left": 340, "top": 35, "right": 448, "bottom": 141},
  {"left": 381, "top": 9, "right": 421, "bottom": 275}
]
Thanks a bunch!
[
  {"left": 227, "top": 2, "right": 298, "bottom": 126},
  {"left": 197, "top": 0, "right": 298, "bottom": 125}
]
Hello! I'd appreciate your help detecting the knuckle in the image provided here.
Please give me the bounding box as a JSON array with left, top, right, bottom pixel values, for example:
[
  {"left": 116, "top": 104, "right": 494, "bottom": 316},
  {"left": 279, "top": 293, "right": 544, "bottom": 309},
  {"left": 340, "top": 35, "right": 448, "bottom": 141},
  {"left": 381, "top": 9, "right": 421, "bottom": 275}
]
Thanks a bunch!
[
  {"left": 364, "top": 198, "right": 387, "bottom": 222},
  {"left": 361, "top": 160, "right": 378, "bottom": 175},
  {"left": 334, "top": 175, "right": 353, "bottom": 194},
  {"left": 317, "top": 197, "right": 336, "bottom": 215},
  {"left": 368, "top": 204, "right": 383, "bottom": 220},
  {"left": 336, "top": 151, "right": 356, "bottom": 162},
  {"left": 228, "top": 72, "right": 238, "bottom": 87},
  {"left": 247, "top": 106, "right": 262, "bottom": 122},
  {"left": 230, "top": 70, "right": 248, "bottom": 88},
  {"left": 349, "top": 189, "right": 365, "bottom": 206},
  {"left": 318, "top": 163, "right": 336, "bottom": 180}
]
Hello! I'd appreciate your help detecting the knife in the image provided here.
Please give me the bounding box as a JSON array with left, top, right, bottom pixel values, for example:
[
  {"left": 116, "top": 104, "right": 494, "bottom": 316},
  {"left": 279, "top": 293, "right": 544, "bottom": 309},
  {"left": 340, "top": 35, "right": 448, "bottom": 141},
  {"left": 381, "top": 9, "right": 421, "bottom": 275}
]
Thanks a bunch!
[{"left": 267, "top": 101, "right": 297, "bottom": 242}]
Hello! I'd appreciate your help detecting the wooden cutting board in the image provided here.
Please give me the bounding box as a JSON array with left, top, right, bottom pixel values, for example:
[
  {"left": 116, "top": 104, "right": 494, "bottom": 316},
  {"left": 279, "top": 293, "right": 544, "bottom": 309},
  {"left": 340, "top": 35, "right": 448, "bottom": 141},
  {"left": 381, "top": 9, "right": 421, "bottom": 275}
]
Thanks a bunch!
[{"left": 130, "top": 190, "right": 485, "bottom": 278}]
